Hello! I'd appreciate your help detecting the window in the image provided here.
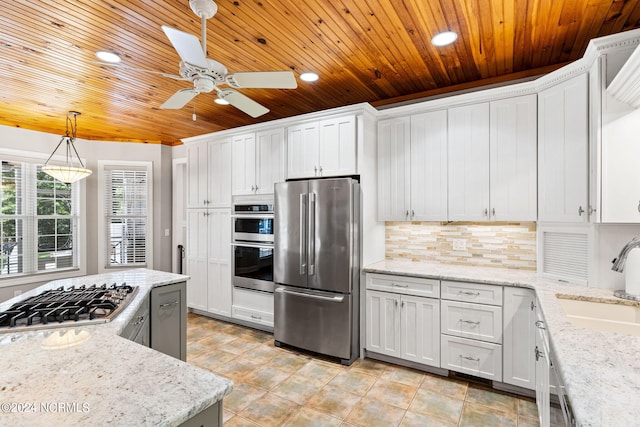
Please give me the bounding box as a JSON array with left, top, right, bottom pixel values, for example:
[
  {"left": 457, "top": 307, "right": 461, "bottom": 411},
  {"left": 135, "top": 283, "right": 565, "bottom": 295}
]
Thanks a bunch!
[
  {"left": 101, "top": 163, "right": 152, "bottom": 269},
  {"left": 0, "top": 160, "right": 79, "bottom": 277}
]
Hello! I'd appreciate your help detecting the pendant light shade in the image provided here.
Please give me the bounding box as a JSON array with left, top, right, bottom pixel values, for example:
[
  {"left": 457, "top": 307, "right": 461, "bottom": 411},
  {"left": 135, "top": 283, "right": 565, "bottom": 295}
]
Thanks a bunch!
[{"left": 42, "top": 111, "right": 92, "bottom": 184}]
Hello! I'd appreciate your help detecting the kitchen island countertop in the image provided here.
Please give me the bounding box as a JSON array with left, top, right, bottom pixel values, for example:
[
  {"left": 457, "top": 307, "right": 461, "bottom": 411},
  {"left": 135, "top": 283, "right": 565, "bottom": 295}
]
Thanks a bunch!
[
  {"left": 364, "top": 260, "right": 640, "bottom": 427},
  {"left": 0, "top": 269, "right": 233, "bottom": 427}
]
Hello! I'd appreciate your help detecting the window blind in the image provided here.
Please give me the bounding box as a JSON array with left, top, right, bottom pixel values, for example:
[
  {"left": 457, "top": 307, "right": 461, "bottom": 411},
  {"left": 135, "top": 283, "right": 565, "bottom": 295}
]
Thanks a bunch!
[{"left": 104, "top": 168, "right": 149, "bottom": 267}]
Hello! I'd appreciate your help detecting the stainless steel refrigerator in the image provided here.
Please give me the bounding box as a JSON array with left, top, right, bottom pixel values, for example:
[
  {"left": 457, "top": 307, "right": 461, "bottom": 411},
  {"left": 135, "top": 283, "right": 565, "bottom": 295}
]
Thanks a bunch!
[{"left": 273, "top": 178, "right": 360, "bottom": 365}]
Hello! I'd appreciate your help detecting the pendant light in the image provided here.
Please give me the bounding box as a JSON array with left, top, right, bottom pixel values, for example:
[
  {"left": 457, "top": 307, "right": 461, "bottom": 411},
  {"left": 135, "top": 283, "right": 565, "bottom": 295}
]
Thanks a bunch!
[{"left": 42, "top": 111, "right": 92, "bottom": 184}]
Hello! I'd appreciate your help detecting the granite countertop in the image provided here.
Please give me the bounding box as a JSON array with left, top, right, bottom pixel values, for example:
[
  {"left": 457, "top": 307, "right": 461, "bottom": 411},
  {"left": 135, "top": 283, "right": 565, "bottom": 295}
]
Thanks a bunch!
[
  {"left": 364, "top": 260, "right": 640, "bottom": 427},
  {"left": 0, "top": 269, "right": 233, "bottom": 427}
]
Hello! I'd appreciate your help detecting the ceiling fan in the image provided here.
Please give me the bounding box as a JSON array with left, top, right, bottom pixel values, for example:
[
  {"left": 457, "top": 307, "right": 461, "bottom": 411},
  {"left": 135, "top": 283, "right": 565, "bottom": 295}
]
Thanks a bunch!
[{"left": 158, "top": 0, "right": 297, "bottom": 117}]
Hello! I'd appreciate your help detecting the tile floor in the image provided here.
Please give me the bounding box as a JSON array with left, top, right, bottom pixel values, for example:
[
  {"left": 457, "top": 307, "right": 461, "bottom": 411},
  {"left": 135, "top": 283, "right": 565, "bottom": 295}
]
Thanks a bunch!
[{"left": 187, "top": 313, "right": 563, "bottom": 427}]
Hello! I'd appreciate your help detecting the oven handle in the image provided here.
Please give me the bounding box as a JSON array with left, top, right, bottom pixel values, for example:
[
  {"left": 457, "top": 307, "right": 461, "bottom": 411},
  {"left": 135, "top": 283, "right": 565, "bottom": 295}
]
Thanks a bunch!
[
  {"left": 275, "top": 287, "right": 344, "bottom": 302},
  {"left": 230, "top": 213, "right": 274, "bottom": 219},
  {"left": 231, "top": 242, "right": 274, "bottom": 249}
]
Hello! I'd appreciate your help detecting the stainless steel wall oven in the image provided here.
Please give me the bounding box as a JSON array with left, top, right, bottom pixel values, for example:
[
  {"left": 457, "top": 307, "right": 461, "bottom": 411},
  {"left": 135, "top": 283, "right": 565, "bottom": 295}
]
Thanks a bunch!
[{"left": 231, "top": 201, "right": 274, "bottom": 293}]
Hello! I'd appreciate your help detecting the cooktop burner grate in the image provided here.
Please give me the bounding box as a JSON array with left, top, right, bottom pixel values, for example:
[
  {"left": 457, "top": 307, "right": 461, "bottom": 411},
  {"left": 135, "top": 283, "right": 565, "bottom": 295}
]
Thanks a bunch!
[{"left": 0, "top": 283, "right": 138, "bottom": 333}]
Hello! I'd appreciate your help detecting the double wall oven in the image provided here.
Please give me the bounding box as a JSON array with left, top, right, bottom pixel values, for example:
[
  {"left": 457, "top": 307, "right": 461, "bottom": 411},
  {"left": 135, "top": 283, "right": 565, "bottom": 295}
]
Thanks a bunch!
[{"left": 231, "top": 201, "right": 275, "bottom": 293}]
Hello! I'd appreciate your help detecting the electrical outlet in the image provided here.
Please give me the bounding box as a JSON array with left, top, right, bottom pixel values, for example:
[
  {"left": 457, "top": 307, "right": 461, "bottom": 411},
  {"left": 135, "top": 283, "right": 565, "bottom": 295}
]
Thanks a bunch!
[{"left": 452, "top": 239, "right": 467, "bottom": 251}]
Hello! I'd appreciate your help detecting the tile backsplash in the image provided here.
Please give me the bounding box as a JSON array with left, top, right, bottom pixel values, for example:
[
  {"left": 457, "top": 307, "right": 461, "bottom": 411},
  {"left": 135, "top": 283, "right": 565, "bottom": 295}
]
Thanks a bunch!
[{"left": 386, "top": 222, "right": 537, "bottom": 270}]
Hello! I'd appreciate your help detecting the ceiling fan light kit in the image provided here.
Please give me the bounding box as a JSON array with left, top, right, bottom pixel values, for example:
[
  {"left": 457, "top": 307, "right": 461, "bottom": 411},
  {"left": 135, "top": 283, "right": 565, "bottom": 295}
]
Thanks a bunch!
[
  {"left": 157, "top": 0, "right": 296, "bottom": 117},
  {"left": 42, "top": 111, "right": 92, "bottom": 184}
]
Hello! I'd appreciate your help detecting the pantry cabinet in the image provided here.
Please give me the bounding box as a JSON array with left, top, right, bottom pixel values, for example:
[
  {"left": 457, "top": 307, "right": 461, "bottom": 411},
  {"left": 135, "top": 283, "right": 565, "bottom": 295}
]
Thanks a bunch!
[
  {"left": 231, "top": 128, "right": 285, "bottom": 195},
  {"left": 287, "top": 115, "right": 356, "bottom": 179},
  {"left": 538, "top": 73, "right": 589, "bottom": 222},
  {"left": 187, "top": 139, "right": 231, "bottom": 208}
]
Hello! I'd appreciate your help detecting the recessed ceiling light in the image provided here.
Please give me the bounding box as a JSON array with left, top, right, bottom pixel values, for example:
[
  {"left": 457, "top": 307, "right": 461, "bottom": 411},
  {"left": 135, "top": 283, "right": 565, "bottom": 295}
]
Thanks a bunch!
[
  {"left": 95, "top": 51, "right": 121, "bottom": 63},
  {"left": 215, "top": 98, "right": 230, "bottom": 105},
  {"left": 300, "top": 72, "right": 319, "bottom": 82},
  {"left": 431, "top": 31, "right": 458, "bottom": 47}
]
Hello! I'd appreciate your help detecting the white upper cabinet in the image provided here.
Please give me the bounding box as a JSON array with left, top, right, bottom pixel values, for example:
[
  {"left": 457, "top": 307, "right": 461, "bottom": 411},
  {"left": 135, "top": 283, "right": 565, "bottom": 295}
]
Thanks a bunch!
[
  {"left": 187, "top": 138, "right": 231, "bottom": 209},
  {"left": 232, "top": 128, "right": 285, "bottom": 195},
  {"left": 448, "top": 103, "right": 491, "bottom": 221},
  {"left": 538, "top": 73, "right": 589, "bottom": 222},
  {"left": 377, "top": 117, "right": 411, "bottom": 221},
  {"left": 287, "top": 115, "right": 356, "bottom": 179},
  {"left": 490, "top": 95, "right": 537, "bottom": 221},
  {"left": 410, "top": 111, "right": 448, "bottom": 221}
]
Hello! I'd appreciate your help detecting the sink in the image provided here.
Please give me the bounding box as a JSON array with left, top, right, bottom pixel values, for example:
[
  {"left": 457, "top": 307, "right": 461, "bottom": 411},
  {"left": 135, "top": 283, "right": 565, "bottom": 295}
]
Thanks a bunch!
[{"left": 556, "top": 297, "right": 640, "bottom": 336}]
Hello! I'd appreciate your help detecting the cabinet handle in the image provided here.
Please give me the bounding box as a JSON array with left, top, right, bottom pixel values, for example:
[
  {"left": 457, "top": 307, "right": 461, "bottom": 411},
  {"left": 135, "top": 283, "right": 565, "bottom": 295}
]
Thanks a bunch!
[
  {"left": 637, "top": 200, "right": 640, "bottom": 213},
  {"left": 159, "top": 301, "right": 179, "bottom": 309},
  {"left": 401, "top": 301, "right": 405, "bottom": 307},
  {"left": 391, "top": 283, "right": 409, "bottom": 288},
  {"left": 250, "top": 315, "right": 262, "bottom": 320},
  {"left": 492, "top": 208, "right": 495, "bottom": 217},
  {"left": 411, "top": 210, "right": 415, "bottom": 218},
  {"left": 319, "top": 166, "right": 323, "bottom": 175},
  {"left": 314, "top": 166, "right": 318, "bottom": 176},
  {"left": 578, "top": 206, "right": 585, "bottom": 216},
  {"left": 530, "top": 301, "right": 536, "bottom": 311},
  {"left": 460, "top": 319, "right": 481, "bottom": 325},
  {"left": 460, "top": 355, "right": 480, "bottom": 362},
  {"left": 588, "top": 206, "right": 596, "bottom": 215},
  {"left": 405, "top": 210, "right": 409, "bottom": 219},
  {"left": 535, "top": 320, "right": 546, "bottom": 330},
  {"left": 458, "top": 291, "right": 480, "bottom": 297},
  {"left": 535, "top": 346, "right": 544, "bottom": 361},
  {"left": 394, "top": 300, "right": 398, "bottom": 307},
  {"left": 484, "top": 208, "right": 488, "bottom": 217},
  {"left": 254, "top": 185, "right": 258, "bottom": 192}
]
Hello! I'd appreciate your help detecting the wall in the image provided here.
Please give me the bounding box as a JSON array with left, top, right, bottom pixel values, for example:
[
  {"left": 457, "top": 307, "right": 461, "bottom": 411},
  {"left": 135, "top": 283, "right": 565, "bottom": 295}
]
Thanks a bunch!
[
  {"left": 0, "top": 125, "right": 173, "bottom": 299},
  {"left": 386, "top": 222, "right": 537, "bottom": 270}
]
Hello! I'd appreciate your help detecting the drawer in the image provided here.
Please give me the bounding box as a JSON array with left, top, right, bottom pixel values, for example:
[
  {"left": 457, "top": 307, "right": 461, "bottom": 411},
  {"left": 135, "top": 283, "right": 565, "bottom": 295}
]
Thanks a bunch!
[
  {"left": 232, "top": 306, "right": 274, "bottom": 327},
  {"left": 232, "top": 287, "right": 274, "bottom": 314},
  {"left": 441, "top": 335, "right": 502, "bottom": 382},
  {"left": 441, "top": 280, "right": 502, "bottom": 305},
  {"left": 366, "top": 273, "right": 440, "bottom": 298},
  {"left": 441, "top": 300, "right": 503, "bottom": 344}
]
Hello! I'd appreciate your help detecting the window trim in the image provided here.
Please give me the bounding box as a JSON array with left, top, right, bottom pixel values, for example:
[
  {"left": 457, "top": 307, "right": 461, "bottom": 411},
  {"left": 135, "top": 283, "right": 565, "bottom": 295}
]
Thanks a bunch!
[
  {"left": 0, "top": 148, "right": 87, "bottom": 288},
  {"left": 97, "top": 160, "right": 153, "bottom": 272}
]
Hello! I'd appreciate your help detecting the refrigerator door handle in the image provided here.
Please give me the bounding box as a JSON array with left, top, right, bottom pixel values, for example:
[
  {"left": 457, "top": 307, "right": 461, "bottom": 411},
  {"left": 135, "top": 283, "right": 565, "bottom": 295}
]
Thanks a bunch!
[
  {"left": 275, "top": 287, "right": 345, "bottom": 302},
  {"left": 308, "top": 192, "right": 316, "bottom": 276},
  {"left": 299, "top": 193, "right": 307, "bottom": 275}
]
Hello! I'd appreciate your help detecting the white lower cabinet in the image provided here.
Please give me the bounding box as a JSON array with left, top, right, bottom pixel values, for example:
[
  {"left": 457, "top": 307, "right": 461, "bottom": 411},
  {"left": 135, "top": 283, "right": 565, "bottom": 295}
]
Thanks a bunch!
[
  {"left": 365, "top": 274, "right": 440, "bottom": 368},
  {"left": 441, "top": 300, "right": 502, "bottom": 344},
  {"left": 231, "top": 287, "right": 274, "bottom": 328},
  {"left": 503, "top": 287, "right": 536, "bottom": 390}
]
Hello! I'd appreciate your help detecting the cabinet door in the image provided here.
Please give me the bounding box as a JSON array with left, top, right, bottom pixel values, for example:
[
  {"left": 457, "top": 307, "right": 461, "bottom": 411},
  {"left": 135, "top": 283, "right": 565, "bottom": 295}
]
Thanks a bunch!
[
  {"left": 151, "top": 282, "right": 187, "bottom": 361},
  {"left": 318, "top": 115, "right": 357, "bottom": 177},
  {"left": 209, "top": 138, "right": 231, "bottom": 207},
  {"left": 207, "top": 209, "right": 232, "bottom": 317},
  {"left": 448, "top": 103, "right": 490, "bottom": 221},
  {"left": 186, "top": 142, "right": 209, "bottom": 209},
  {"left": 400, "top": 295, "right": 440, "bottom": 367},
  {"left": 377, "top": 117, "right": 411, "bottom": 221},
  {"left": 538, "top": 73, "right": 589, "bottom": 222},
  {"left": 256, "top": 128, "right": 285, "bottom": 194},
  {"left": 365, "top": 290, "right": 401, "bottom": 357},
  {"left": 231, "top": 133, "right": 256, "bottom": 196},
  {"left": 490, "top": 95, "right": 537, "bottom": 221},
  {"left": 535, "top": 322, "right": 551, "bottom": 427},
  {"left": 186, "top": 209, "right": 208, "bottom": 311},
  {"left": 287, "top": 122, "right": 320, "bottom": 179},
  {"left": 503, "top": 287, "right": 536, "bottom": 390},
  {"left": 410, "top": 111, "right": 448, "bottom": 221}
]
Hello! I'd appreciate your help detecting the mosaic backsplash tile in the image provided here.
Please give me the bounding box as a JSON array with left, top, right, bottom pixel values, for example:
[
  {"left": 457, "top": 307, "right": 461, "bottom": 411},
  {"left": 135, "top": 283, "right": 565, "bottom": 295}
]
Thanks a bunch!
[{"left": 385, "top": 222, "right": 537, "bottom": 270}]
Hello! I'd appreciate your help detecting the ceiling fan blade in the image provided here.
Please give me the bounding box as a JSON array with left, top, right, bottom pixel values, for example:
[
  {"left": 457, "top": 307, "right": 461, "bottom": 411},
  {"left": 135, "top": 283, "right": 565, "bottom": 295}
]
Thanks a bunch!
[
  {"left": 226, "top": 71, "right": 297, "bottom": 89},
  {"left": 92, "top": 62, "right": 187, "bottom": 80},
  {"left": 161, "top": 25, "right": 208, "bottom": 69},
  {"left": 160, "top": 88, "right": 199, "bottom": 109},
  {"left": 218, "top": 89, "right": 269, "bottom": 118}
]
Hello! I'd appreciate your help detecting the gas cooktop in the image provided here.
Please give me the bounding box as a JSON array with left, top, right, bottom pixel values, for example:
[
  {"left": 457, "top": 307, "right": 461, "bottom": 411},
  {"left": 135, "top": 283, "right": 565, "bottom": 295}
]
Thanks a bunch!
[{"left": 0, "top": 283, "right": 139, "bottom": 333}]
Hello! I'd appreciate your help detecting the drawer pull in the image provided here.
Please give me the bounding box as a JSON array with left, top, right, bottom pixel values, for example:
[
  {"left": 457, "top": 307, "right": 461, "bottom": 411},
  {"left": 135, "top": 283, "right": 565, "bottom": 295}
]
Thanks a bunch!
[
  {"left": 391, "top": 283, "right": 409, "bottom": 288},
  {"left": 159, "top": 301, "right": 179, "bottom": 308},
  {"left": 535, "top": 320, "right": 546, "bottom": 330},
  {"left": 458, "top": 291, "right": 480, "bottom": 297},
  {"left": 460, "top": 355, "right": 480, "bottom": 362},
  {"left": 250, "top": 315, "right": 262, "bottom": 320},
  {"left": 460, "top": 319, "right": 480, "bottom": 326},
  {"left": 535, "top": 346, "right": 544, "bottom": 361}
]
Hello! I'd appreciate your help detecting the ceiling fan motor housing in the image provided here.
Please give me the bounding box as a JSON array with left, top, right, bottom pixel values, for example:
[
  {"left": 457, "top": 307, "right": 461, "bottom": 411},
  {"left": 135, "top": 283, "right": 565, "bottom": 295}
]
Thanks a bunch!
[
  {"left": 189, "top": 0, "right": 217, "bottom": 19},
  {"left": 193, "top": 77, "right": 215, "bottom": 93}
]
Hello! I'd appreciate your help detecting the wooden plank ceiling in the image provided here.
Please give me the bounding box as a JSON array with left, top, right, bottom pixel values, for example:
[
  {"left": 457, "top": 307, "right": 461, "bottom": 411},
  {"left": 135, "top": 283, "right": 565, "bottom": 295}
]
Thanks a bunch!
[{"left": 0, "top": 0, "right": 639, "bottom": 145}]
